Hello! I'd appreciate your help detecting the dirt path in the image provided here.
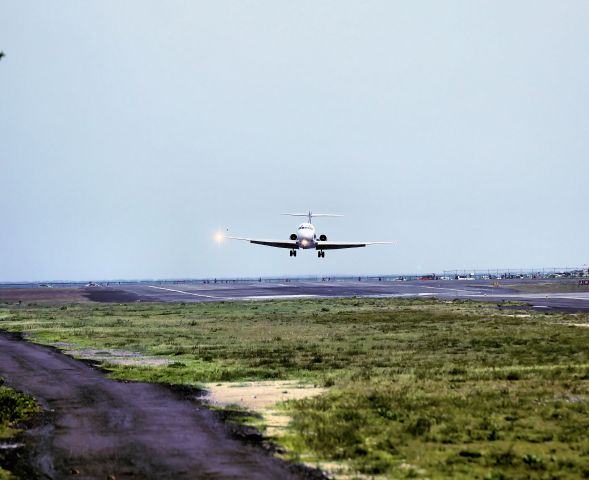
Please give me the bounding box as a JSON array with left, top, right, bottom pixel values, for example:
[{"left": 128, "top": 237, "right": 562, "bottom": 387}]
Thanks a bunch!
[{"left": 0, "top": 332, "right": 319, "bottom": 480}]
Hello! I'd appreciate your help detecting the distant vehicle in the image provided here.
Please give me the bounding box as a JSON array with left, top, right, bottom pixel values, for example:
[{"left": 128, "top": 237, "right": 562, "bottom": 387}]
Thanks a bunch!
[
  {"left": 225, "top": 211, "right": 393, "bottom": 258},
  {"left": 419, "top": 275, "right": 438, "bottom": 281},
  {"left": 85, "top": 282, "right": 101, "bottom": 287},
  {"left": 38, "top": 284, "right": 52, "bottom": 288}
]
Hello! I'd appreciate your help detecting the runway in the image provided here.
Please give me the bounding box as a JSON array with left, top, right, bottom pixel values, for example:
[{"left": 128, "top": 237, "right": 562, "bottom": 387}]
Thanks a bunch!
[
  {"left": 112, "top": 279, "right": 589, "bottom": 312},
  {"left": 3, "top": 279, "right": 589, "bottom": 312}
]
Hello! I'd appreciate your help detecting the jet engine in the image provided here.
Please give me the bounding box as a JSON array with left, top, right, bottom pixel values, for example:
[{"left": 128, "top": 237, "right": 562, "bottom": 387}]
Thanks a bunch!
[
  {"left": 290, "top": 233, "right": 297, "bottom": 240},
  {"left": 319, "top": 234, "right": 327, "bottom": 241}
]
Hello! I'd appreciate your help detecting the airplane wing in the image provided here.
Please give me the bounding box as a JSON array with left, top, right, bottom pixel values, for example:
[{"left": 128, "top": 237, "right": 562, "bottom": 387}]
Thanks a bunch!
[
  {"left": 226, "top": 236, "right": 298, "bottom": 249},
  {"left": 316, "top": 241, "right": 393, "bottom": 250}
]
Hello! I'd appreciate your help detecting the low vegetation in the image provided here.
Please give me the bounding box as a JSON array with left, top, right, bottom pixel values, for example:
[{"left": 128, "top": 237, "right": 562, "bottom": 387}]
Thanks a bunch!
[
  {"left": 0, "top": 379, "right": 38, "bottom": 479},
  {"left": 1, "top": 298, "right": 589, "bottom": 478},
  {"left": 507, "top": 281, "right": 589, "bottom": 294}
]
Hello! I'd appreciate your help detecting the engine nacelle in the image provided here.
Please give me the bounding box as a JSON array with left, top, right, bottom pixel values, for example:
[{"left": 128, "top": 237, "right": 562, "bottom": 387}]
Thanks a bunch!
[
  {"left": 319, "top": 234, "right": 327, "bottom": 241},
  {"left": 290, "top": 233, "right": 297, "bottom": 240}
]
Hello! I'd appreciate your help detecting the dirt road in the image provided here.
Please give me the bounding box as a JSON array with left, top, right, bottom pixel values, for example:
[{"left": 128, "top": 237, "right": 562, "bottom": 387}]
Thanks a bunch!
[{"left": 0, "top": 332, "right": 319, "bottom": 479}]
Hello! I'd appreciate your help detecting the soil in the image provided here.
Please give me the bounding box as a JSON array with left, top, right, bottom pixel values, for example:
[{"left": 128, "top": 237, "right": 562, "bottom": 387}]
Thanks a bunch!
[
  {"left": 0, "top": 287, "right": 152, "bottom": 305},
  {"left": 0, "top": 288, "right": 90, "bottom": 304},
  {"left": 0, "top": 332, "right": 326, "bottom": 480}
]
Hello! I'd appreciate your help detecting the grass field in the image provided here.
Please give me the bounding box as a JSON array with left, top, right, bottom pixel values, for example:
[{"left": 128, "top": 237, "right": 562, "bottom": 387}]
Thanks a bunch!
[
  {"left": 1, "top": 298, "right": 589, "bottom": 479},
  {"left": 506, "top": 282, "right": 589, "bottom": 294}
]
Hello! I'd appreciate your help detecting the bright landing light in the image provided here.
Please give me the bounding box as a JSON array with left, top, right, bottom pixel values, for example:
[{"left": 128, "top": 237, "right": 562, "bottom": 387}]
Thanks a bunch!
[{"left": 214, "top": 231, "right": 225, "bottom": 245}]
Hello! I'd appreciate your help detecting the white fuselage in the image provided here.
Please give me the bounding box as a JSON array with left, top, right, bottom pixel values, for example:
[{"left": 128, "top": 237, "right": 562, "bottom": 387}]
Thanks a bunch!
[{"left": 297, "top": 223, "right": 316, "bottom": 249}]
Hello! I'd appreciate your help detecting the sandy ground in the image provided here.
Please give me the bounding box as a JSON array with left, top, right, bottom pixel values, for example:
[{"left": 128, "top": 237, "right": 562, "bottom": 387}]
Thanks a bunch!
[
  {"left": 205, "top": 381, "right": 325, "bottom": 411},
  {"left": 205, "top": 382, "right": 325, "bottom": 438},
  {"left": 0, "top": 332, "right": 325, "bottom": 479}
]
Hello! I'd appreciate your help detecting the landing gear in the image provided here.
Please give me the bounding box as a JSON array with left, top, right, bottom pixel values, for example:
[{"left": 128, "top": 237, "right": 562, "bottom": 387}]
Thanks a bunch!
[
  {"left": 317, "top": 250, "right": 325, "bottom": 258},
  {"left": 289, "top": 249, "right": 297, "bottom": 257}
]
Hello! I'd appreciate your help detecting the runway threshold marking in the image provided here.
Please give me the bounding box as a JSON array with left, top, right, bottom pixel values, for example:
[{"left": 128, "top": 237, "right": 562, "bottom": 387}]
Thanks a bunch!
[{"left": 147, "top": 286, "right": 220, "bottom": 299}]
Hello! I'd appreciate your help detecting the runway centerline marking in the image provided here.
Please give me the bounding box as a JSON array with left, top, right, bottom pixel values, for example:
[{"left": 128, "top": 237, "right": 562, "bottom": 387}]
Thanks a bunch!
[
  {"left": 243, "top": 295, "right": 318, "bottom": 300},
  {"left": 147, "top": 286, "right": 220, "bottom": 299},
  {"left": 401, "top": 285, "right": 482, "bottom": 294}
]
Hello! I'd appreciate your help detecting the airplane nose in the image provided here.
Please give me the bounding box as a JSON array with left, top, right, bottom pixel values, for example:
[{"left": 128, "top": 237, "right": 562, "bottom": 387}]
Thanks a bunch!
[{"left": 298, "top": 230, "right": 313, "bottom": 247}]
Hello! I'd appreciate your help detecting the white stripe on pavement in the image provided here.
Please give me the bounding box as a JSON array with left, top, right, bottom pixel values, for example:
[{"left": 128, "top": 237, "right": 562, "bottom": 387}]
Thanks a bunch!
[{"left": 147, "top": 286, "right": 220, "bottom": 299}]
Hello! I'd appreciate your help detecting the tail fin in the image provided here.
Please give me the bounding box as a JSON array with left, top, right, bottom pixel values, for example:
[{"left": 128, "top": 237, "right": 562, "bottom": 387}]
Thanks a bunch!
[{"left": 281, "top": 211, "right": 343, "bottom": 223}]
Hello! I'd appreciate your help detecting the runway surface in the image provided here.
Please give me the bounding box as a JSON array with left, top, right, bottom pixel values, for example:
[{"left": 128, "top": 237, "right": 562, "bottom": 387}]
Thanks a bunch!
[
  {"left": 2, "top": 279, "right": 589, "bottom": 312},
  {"left": 112, "top": 279, "right": 589, "bottom": 312}
]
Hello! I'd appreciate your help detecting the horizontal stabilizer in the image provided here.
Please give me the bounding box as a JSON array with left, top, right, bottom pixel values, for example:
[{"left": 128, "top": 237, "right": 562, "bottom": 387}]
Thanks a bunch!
[
  {"left": 281, "top": 213, "right": 343, "bottom": 217},
  {"left": 281, "top": 211, "right": 343, "bottom": 223}
]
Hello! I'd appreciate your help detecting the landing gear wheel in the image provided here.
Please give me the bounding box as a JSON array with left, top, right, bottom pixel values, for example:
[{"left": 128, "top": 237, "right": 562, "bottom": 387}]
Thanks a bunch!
[
  {"left": 318, "top": 251, "right": 325, "bottom": 258},
  {"left": 290, "top": 249, "right": 297, "bottom": 257}
]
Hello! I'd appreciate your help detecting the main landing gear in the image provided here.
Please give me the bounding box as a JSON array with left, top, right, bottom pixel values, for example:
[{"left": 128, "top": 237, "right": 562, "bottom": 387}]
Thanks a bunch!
[
  {"left": 289, "top": 250, "right": 297, "bottom": 257},
  {"left": 317, "top": 250, "right": 325, "bottom": 258}
]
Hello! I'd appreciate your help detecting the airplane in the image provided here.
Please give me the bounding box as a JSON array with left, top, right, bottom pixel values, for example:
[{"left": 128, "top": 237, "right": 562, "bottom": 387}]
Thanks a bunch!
[{"left": 225, "top": 211, "right": 392, "bottom": 258}]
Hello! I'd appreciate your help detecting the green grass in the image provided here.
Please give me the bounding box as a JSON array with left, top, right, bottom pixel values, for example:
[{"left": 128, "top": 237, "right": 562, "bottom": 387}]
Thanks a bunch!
[
  {"left": 0, "top": 379, "right": 38, "bottom": 439},
  {"left": 0, "top": 378, "right": 39, "bottom": 480},
  {"left": 508, "top": 281, "right": 589, "bottom": 293},
  {"left": 1, "top": 298, "right": 589, "bottom": 478}
]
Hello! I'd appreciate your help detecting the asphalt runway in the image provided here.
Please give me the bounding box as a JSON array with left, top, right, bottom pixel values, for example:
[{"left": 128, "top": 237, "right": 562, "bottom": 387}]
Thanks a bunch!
[
  {"left": 112, "top": 279, "right": 589, "bottom": 312},
  {"left": 2, "top": 279, "right": 589, "bottom": 312}
]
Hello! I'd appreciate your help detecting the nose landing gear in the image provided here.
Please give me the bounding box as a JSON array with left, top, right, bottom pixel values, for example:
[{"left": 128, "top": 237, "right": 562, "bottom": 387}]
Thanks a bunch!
[
  {"left": 289, "top": 250, "right": 297, "bottom": 257},
  {"left": 317, "top": 250, "right": 325, "bottom": 258}
]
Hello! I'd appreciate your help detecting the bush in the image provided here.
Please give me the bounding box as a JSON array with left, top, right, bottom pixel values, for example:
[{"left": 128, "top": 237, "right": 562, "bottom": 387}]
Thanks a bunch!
[{"left": 0, "top": 384, "right": 38, "bottom": 426}]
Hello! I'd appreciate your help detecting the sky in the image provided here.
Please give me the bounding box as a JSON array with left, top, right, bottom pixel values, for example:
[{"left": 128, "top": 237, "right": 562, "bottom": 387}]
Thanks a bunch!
[{"left": 1, "top": 1, "right": 588, "bottom": 282}]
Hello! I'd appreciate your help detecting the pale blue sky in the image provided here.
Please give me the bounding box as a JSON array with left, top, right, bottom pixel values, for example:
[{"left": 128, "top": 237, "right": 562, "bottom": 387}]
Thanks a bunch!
[{"left": 1, "top": 1, "right": 588, "bottom": 281}]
